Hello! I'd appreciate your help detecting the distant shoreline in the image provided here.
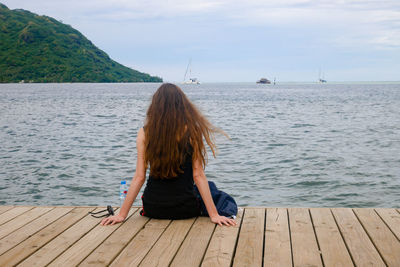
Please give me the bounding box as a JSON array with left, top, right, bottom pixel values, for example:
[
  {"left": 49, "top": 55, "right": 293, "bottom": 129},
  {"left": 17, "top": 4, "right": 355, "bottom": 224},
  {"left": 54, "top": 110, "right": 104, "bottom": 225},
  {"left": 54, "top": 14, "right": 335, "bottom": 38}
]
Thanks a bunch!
[{"left": 1, "top": 81, "right": 399, "bottom": 85}]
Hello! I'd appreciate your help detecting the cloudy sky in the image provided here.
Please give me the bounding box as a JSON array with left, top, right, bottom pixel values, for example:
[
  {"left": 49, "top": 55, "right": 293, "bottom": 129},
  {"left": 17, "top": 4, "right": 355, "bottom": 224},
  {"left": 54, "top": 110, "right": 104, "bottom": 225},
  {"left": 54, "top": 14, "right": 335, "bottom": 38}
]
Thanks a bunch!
[{"left": 3, "top": 0, "right": 400, "bottom": 82}]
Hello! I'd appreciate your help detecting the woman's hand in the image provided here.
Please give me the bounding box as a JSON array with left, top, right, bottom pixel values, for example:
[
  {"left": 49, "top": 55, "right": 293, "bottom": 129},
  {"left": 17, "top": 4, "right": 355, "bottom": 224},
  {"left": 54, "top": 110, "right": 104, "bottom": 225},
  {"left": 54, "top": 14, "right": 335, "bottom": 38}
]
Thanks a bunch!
[
  {"left": 100, "top": 214, "right": 125, "bottom": 226},
  {"left": 210, "top": 215, "right": 236, "bottom": 226}
]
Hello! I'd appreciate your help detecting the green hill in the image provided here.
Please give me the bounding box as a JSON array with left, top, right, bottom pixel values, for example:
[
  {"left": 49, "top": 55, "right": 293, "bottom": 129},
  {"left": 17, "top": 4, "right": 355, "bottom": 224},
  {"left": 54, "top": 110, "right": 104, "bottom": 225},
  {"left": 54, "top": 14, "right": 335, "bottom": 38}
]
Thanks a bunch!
[{"left": 0, "top": 3, "right": 162, "bottom": 83}]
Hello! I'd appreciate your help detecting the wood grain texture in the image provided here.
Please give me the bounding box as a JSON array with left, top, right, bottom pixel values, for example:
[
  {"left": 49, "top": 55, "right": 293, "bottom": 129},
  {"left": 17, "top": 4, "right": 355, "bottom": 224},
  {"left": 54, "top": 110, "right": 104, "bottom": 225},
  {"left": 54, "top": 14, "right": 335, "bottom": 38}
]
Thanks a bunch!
[
  {"left": 264, "top": 208, "right": 292, "bottom": 267},
  {"left": 0, "top": 206, "right": 396, "bottom": 267},
  {"left": 48, "top": 208, "right": 135, "bottom": 266},
  {"left": 18, "top": 207, "right": 116, "bottom": 267},
  {"left": 0, "top": 207, "right": 71, "bottom": 256},
  {"left": 232, "top": 208, "right": 265, "bottom": 267},
  {"left": 332, "top": 208, "right": 385, "bottom": 267},
  {"left": 353, "top": 208, "right": 400, "bottom": 266},
  {"left": 201, "top": 209, "right": 244, "bottom": 267},
  {"left": 375, "top": 208, "right": 400, "bottom": 240},
  {"left": 110, "top": 219, "right": 171, "bottom": 267},
  {"left": 0, "top": 206, "right": 33, "bottom": 226},
  {"left": 170, "top": 216, "right": 216, "bottom": 267},
  {"left": 80, "top": 209, "right": 152, "bottom": 267},
  {"left": 310, "top": 208, "right": 353, "bottom": 267},
  {"left": 0, "top": 206, "right": 53, "bottom": 239},
  {"left": 289, "top": 208, "right": 323, "bottom": 267},
  {"left": 140, "top": 217, "right": 196, "bottom": 267},
  {"left": 0, "top": 206, "right": 15, "bottom": 216},
  {"left": 0, "top": 207, "right": 93, "bottom": 266}
]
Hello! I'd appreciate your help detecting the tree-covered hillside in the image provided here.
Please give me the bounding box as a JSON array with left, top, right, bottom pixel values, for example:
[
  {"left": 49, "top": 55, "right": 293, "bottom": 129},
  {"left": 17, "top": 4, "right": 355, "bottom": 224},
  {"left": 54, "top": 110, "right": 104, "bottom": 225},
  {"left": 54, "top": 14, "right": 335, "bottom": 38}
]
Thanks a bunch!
[{"left": 0, "top": 3, "right": 162, "bottom": 83}]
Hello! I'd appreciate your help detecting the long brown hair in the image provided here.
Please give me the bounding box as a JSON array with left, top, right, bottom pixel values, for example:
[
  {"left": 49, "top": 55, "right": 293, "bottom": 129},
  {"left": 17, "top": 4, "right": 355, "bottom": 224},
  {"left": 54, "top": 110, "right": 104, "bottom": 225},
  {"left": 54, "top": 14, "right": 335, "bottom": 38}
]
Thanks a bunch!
[{"left": 144, "top": 83, "right": 226, "bottom": 178}]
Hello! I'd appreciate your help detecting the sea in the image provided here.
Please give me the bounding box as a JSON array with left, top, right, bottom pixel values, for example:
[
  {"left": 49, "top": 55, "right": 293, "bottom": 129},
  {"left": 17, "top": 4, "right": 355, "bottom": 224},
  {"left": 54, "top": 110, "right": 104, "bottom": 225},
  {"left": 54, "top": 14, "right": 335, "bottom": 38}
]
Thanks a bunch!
[{"left": 0, "top": 82, "right": 399, "bottom": 208}]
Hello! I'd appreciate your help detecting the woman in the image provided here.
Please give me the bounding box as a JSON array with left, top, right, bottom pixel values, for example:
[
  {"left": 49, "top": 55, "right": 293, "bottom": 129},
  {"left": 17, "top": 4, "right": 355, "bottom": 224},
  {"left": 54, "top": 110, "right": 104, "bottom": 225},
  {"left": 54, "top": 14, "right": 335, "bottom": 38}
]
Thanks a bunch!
[{"left": 101, "top": 83, "right": 236, "bottom": 226}]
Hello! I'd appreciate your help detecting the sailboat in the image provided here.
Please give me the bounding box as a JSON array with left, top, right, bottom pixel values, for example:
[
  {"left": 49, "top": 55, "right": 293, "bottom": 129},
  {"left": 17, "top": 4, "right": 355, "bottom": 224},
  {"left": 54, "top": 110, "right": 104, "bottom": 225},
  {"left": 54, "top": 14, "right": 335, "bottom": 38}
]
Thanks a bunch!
[
  {"left": 183, "top": 59, "right": 200, "bottom": 84},
  {"left": 318, "top": 69, "right": 327, "bottom": 83}
]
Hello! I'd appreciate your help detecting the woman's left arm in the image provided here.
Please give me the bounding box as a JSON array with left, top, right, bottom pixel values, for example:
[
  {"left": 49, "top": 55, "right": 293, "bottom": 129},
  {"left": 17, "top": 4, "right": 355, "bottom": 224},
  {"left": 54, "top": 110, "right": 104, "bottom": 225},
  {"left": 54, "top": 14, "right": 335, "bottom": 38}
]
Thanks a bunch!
[{"left": 193, "top": 158, "right": 236, "bottom": 226}]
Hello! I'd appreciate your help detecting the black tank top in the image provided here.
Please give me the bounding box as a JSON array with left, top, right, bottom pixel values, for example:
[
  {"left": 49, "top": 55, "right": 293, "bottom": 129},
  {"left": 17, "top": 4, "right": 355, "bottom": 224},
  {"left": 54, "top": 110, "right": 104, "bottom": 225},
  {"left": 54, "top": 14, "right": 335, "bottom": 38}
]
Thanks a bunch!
[{"left": 141, "top": 144, "right": 201, "bottom": 219}]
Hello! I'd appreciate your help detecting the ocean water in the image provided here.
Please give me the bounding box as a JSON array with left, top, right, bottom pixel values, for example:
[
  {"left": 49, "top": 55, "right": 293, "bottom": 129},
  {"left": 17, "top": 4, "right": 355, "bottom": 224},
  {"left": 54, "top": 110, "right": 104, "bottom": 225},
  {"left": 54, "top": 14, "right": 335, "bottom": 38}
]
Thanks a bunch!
[{"left": 0, "top": 82, "right": 399, "bottom": 208}]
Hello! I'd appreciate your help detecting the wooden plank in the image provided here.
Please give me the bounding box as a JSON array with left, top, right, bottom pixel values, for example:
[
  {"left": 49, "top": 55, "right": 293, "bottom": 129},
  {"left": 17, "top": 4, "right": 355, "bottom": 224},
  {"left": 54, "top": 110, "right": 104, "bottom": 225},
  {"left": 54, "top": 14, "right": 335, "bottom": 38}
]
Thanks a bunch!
[
  {"left": 140, "top": 217, "right": 196, "bottom": 267},
  {"left": 0, "top": 207, "right": 93, "bottom": 266},
  {"left": 110, "top": 219, "right": 171, "bottom": 267},
  {"left": 48, "top": 208, "right": 135, "bottom": 266},
  {"left": 0, "top": 206, "right": 14, "bottom": 216},
  {"left": 0, "top": 207, "right": 53, "bottom": 241},
  {"left": 18, "top": 207, "right": 116, "bottom": 267},
  {"left": 0, "top": 206, "right": 36, "bottom": 227},
  {"left": 0, "top": 205, "right": 394, "bottom": 267},
  {"left": 375, "top": 208, "right": 400, "bottom": 240},
  {"left": 232, "top": 208, "right": 265, "bottom": 267},
  {"left": 201, "top": 209, "right": 244, "bottom": 267},
  {"left": 264, "top": 208, "right": 292, "bottom": 267},
  {"left": 310, "top": 208, "right": 353, "bottom": 267},
  {"left": 332, "top": 208, "right": 385, "bottom": 266},
  {"left": 79, "top": 209, "right": 151, "bottom": 266},
  {"left": 170, "top": 216, "right": 215, "bottom": 267},
  {"left": 0, "top": 207, "right": 72, "bottom": 256},
  {"left": 353, "top": 208, "right": 400, "bottom": 266},
  {"left": 13, "top": 205, "right": 106, "bottom": 208},
  {"left": 289, "top": 208, "right": 322, "bottom": 267}
]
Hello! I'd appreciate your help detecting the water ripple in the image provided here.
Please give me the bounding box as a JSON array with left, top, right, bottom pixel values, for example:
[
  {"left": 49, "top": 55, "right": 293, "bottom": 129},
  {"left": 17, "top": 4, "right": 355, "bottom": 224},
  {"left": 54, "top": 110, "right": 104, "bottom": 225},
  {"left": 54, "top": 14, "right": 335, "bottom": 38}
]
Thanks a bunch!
[{"left": 0, "top": 82, "right": 399, "bottom": 208}]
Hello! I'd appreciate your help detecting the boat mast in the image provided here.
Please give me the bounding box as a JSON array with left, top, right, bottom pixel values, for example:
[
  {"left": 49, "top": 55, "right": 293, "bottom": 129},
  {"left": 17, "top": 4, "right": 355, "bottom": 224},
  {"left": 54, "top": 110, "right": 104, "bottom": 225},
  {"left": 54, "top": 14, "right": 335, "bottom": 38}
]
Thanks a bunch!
[
  {"left": 183, "top": 58, "right": 192, "bottom": 82},
  {"left": 318, "top": 68, "right": 321, "bottom": 81}
]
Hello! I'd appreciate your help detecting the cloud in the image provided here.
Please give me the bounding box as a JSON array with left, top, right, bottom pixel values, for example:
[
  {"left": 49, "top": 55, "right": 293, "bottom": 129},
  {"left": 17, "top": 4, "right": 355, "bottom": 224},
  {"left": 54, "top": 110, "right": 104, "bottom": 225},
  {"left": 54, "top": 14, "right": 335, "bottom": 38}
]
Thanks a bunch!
[
  {"left": 2, "top": 0, "right": 399, "bottom": 81},
  {"left": 216, "top": 1, "right": 400, "bottom": 49},
  {"left": 6, "top": 0, "right": 399, "bottom": 49},
  {"left": 6, "top": 0, "right": 399, "bottom": 20}
]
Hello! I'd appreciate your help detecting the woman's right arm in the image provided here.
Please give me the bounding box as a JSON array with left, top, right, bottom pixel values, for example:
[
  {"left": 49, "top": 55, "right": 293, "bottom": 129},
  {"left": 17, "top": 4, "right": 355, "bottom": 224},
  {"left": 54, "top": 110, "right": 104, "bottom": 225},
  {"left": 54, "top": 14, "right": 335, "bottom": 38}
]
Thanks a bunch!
[{"left": 100, "top": 128, "right": 147, "bottom": 225}]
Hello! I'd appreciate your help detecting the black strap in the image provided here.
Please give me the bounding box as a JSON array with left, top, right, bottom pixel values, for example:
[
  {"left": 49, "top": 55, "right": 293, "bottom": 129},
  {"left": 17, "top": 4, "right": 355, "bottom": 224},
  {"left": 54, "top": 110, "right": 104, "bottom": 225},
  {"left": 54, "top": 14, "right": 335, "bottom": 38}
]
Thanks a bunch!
[{"left": 88, "top": 205, "right": 116, "bottom": 218}]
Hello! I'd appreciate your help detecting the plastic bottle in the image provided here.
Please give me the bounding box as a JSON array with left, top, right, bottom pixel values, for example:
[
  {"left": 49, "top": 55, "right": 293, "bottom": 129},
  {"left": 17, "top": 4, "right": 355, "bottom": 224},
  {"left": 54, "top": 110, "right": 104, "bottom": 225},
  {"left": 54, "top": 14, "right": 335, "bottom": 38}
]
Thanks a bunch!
[{"left": 119, "top": 180, "right": 128, "bottom": 207}]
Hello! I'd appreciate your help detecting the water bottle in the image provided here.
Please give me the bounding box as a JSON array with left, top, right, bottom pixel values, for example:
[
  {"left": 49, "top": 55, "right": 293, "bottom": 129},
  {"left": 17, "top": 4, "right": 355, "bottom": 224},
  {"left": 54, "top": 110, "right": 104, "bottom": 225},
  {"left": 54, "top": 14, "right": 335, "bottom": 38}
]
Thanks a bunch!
[{"left": 119, "top": 180, "right": 128, "bottom": 207}]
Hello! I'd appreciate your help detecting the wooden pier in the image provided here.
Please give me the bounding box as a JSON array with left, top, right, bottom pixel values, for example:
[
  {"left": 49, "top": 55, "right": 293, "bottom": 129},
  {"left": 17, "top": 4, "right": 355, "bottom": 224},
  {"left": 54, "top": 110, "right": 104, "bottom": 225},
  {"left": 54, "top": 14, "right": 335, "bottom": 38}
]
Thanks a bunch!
[{"left": 0, "top": 206, "right": 399, "bottom": 266}]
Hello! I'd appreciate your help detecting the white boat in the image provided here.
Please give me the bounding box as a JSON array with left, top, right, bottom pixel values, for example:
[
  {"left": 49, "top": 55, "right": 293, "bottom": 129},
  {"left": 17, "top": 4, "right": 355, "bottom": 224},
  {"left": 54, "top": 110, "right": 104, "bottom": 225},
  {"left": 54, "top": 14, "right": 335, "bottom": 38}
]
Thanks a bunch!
[
  {"left": 184, "top": 78, "right": 200, "bottom": 84},
  {"left": 319, "top": 78, "right": 327, "bottom": 83},
  {"left": 182, "top": 59, "right": 200, "bottom": 84},
  {"left": 318, "top": 69, "right": 327, "bottom": 83}
]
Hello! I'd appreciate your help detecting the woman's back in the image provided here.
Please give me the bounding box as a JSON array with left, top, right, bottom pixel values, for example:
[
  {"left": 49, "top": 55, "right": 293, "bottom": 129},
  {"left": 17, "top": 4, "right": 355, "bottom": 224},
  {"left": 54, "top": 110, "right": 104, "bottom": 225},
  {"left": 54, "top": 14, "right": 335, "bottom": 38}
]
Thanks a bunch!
[{"left": 141, "top": 144, "right": 201, "bottom": 219}]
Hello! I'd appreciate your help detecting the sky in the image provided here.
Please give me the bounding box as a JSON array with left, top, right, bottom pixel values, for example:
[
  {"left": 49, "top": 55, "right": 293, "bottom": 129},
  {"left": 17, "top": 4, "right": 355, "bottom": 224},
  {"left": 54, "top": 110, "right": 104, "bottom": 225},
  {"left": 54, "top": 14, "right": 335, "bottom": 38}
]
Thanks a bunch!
[{"left": 2, "top": 0, "right": 400, "bottom": 82}]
